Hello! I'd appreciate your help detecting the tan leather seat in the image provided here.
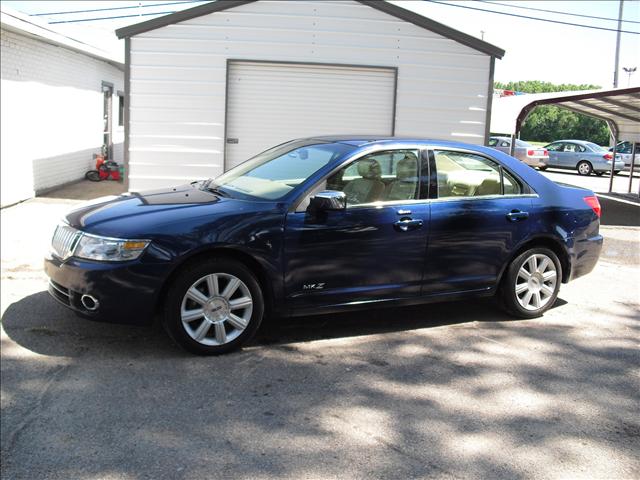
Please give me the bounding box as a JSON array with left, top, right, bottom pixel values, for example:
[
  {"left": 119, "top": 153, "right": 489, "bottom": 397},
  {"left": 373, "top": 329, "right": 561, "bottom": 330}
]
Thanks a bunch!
[
  {"left": 343, "top": 159, "right": 385, "bottom": 204},
  {"left": 385, "top": 155, "right": 418, "bottom": 201},
  {"left": 475, "top": 176, "right": 501, "bottom": 196}
]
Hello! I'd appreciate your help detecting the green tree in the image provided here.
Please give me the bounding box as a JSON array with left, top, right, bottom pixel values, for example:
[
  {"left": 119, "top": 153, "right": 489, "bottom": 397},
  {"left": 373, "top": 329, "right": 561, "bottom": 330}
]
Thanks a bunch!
[{"left": 494, "top": 81, "right": 610, "bottom": 145}]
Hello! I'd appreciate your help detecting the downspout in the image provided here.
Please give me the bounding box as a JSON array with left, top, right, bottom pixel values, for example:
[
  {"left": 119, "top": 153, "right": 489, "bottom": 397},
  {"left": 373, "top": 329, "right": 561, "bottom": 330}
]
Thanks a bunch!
[{"left": 124, "top": 37, "right": 131, "bottom": 192}]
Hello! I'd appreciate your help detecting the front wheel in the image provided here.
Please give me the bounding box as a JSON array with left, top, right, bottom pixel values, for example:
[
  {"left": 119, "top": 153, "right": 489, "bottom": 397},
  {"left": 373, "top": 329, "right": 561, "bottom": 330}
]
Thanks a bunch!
[
  {"left": 162, "top": 258, "right": 264, "bottom": 355},
  {"left": 499, "top": 248, "right": 562, "bottom": 318},
  {"left": 577, "top": 161, "right": 593, "bottom": 176}
]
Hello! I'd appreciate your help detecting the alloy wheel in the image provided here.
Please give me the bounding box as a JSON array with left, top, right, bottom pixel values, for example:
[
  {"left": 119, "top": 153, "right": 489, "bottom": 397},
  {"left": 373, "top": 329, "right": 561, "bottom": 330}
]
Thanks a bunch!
[
  {"left": 180, "top": 273, "right": 253, "bottom": 346},
  {"left": 514, "top": 253, "right": 557, "bottom": 311},
  {"left": 578, "top": 162, "right": 591, "bottom": 175}
]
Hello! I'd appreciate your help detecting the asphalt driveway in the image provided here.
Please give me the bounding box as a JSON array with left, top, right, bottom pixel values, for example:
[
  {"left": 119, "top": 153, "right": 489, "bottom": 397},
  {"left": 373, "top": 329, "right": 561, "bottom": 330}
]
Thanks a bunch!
[{"left": 1, "top": 196, "right": 639, "bottom": 479}]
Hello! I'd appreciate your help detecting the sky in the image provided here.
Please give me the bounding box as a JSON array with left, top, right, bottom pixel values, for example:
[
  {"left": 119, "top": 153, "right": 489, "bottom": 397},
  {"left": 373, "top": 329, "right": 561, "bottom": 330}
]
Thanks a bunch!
[{"left": 3, "top": 0, "right": 639, "bottom": 88}]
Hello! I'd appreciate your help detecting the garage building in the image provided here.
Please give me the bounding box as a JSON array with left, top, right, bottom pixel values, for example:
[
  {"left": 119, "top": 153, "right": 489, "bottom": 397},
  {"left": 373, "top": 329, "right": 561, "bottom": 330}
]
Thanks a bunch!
[
  {"left": 1, "top": 7, "right": 124, "bottom": 207},
  {"left": 116, "top": 0, "right": 504, "bottom": 191}
]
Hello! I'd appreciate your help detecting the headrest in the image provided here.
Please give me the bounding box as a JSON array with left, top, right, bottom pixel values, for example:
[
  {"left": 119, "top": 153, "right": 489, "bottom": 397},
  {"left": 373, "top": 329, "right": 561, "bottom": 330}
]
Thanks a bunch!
[
  {"left": 357, "top": 159, "right": 382, "bottom": 179},
  {"left": 396, "top": 155, "right": 418, "bottom": 181}
]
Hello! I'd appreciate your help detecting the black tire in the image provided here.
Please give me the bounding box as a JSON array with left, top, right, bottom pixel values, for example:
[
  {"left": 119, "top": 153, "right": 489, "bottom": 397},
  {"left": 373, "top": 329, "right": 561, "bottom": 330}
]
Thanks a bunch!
[
  {"left": 576, "top": 161, "right": 593, "bottom": 176},
  {"left": 85, "top": 170, "right": 101, "bottom": 182},
  {"left": 162, "top": 257, "right": 264, "bottom": 355},
  {"left": 538, "top": 166, "right": 547, "bottom": 171},
  {"left": 498, "top": 247, "right": 562, "bottom": 319}
]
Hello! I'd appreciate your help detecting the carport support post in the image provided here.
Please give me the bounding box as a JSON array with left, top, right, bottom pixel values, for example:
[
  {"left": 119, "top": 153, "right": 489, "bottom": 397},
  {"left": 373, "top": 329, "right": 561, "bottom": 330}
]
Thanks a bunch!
[
  {"left": 628, "top": 142, "right": 637, "bottom": 194},
  {"left": 509, "top": 133, "right": 516, "bottom": 157},
  {"left": 608, "top": 134, "right": 618, "bottom": 193}
]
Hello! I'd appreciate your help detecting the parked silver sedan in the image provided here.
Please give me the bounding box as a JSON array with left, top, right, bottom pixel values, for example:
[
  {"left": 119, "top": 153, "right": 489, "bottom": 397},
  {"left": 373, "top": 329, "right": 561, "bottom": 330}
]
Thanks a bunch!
[
  {"left": 545, "top": 140, "right": 626, "bottom": 176},
  {"left": 610, "top": 141, "right": 638, "bottom": 168},
  {"left": 488, "top": 136, "right": 549, "bottom": 168}
]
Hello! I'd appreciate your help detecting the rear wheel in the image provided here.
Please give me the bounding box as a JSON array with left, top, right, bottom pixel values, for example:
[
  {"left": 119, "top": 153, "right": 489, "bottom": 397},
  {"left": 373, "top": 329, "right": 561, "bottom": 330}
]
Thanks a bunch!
[
  {"left": 85, "top": 170, "right": 101, "bottom": 182},
  {"left": 162, "top": 258, "right": 264, "bottom": 355},
  {"left": 499, "top": 248, "right": 562, "bottom": 318},
  {"left": 577, "top": 161, "right": 593, "bottom": 176}
]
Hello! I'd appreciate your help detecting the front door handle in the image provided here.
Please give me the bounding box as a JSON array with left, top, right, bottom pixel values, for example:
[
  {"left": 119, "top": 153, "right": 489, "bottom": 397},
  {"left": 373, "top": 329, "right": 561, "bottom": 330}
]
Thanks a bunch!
[
  {"left": 394, "top": 218, "right": 423, "bottom": 232},
  {"left": 506, "top": 210, "right": 529, "bottom": 222}
]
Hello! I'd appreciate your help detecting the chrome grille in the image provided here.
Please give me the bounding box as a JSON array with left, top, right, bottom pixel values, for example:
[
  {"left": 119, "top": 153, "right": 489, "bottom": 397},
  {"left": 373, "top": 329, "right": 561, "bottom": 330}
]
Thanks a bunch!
[{"left": 51, "top": 225, "right": 80, "bottom": 260}]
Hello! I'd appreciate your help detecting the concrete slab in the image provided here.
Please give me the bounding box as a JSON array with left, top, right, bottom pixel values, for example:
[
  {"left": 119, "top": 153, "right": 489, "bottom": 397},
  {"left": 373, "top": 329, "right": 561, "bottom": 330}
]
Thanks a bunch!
[{"left": 1, "top": 195, "right": 639, "bottom": 480}]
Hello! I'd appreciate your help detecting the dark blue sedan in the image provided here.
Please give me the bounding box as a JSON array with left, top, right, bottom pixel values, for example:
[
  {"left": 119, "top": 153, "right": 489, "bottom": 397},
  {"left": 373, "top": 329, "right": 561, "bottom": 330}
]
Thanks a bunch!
[{"left": 45, "top": 137, "right": 603, "bottom": 354}]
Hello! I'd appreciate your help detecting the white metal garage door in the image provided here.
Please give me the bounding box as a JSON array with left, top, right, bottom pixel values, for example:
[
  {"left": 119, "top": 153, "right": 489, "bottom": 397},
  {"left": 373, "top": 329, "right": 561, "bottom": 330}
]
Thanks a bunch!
[{"left": 225, "top": 61, "right": 396, "bottom": 170}]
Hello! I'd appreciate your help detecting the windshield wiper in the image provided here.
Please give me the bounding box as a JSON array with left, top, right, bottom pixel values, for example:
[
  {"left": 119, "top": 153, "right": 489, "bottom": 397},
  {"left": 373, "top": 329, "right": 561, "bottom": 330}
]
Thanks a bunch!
[{"left": 205, "top": 186, "right": 229, "bottom": 197}]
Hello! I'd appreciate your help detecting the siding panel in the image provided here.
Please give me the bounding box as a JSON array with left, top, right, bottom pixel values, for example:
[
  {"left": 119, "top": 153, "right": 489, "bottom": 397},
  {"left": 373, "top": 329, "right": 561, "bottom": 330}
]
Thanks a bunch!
[
  {"left": 128, "top": 0, "right": 491, "bottom": 191},
  {"left": 1, "top": 28, "right": 124, "bottom": 205}
]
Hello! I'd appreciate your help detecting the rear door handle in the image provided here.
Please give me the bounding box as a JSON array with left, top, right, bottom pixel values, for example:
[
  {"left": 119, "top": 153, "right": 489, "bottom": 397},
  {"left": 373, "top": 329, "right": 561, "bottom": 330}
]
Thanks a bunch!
[
  {"left": 394, "top": 218, "right": 423, "bottom": 232},
  {"left": 506, "top": 210, "right": 529, "bottom": 222}
]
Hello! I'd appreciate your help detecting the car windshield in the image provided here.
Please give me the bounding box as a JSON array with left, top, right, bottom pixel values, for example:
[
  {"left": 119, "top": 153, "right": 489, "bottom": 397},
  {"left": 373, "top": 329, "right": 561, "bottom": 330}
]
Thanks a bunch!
[{"left": 206, "top": 140, "right": 356, "bottom": 200}]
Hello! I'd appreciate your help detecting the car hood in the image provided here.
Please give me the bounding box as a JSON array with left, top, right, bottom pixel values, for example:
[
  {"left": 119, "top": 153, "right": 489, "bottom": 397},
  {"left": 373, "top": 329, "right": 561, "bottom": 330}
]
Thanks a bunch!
[{"left": 64, "top": 184, "right": 277, "bottom": 238}]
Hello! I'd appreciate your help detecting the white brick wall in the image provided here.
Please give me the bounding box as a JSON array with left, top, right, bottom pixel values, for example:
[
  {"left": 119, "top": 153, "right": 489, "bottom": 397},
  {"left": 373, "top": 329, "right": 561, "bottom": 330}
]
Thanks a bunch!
[{"left": 1, "top": 28, "right": 124, "bottom": 206}]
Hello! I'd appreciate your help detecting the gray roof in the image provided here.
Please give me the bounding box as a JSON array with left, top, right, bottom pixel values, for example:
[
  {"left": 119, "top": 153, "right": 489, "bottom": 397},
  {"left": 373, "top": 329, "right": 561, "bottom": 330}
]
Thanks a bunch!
[
  {"left": 493, "top": 87, "right": 640, "bottom": 143},
  {"left": 115, "top": 0, "right": 505, "bottom": 58}
]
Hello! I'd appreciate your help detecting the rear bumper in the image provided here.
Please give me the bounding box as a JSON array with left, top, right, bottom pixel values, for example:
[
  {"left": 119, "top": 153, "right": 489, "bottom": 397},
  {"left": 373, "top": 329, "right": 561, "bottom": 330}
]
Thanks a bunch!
[
  {"left": 568, "top": 233, "right": 603, "bottom": 281},
  {"left": 44, "top": 254, "right": 170, "bottom": 325},
  {"left": 524, "top": 157, "right": 548, "bottom": 168},
  {"left": 594, "top": 161, "right": 626, "bottom": 172}
]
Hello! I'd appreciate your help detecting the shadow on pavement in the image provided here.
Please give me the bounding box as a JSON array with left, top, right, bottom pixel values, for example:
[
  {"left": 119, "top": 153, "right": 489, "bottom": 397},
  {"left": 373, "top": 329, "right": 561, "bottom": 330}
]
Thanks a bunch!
[
  {"left": 2, "top": 288, "right": 638, "bottom": 479},
  {"left": 597, "top": 196, "right": 640, "bottom": 227},
  {"left": 1, "top": 290, "right": 568, "bottom": 358}
]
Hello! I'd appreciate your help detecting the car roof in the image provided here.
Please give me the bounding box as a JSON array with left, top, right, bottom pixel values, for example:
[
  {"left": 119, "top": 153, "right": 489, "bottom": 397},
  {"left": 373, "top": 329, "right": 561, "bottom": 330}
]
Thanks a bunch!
[
  {"left": 308, "top": 135, "right": 486, "bottom": 149},
  {"left": 550, "top": 139, "right": 591, "bottom": 144}
]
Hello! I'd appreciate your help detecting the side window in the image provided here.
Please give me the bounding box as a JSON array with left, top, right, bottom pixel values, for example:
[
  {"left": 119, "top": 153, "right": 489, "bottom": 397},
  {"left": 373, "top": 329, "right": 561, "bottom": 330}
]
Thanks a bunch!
[
  {"left": 488, "top": 138, "right": 498, "bottom": 147},
  {"left": 546, "top": 143, "right": 562, "bottom": 152},
  {"left": 564, "top": 143, "right": 578, "bottom": 153},
  {"left": 576, "top": 144, "right": 586, "bottom": 153},
  {"left": 500, "top": 141, "right": 510, "bottom": 147},
  {"left": 433, "top": 150, "right": 522, "bottom": 198},
  {"left": 502, "top": 169, "right": 522, "bottom": 195},
  {"left": 327, "top": 150, "right": 420, "bottom": 206}
]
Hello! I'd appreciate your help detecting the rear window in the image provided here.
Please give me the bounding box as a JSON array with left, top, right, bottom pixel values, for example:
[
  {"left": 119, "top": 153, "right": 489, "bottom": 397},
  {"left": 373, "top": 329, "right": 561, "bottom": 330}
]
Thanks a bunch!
[{"left": 586, "top": 142, "right": 606, "bottom": 152}]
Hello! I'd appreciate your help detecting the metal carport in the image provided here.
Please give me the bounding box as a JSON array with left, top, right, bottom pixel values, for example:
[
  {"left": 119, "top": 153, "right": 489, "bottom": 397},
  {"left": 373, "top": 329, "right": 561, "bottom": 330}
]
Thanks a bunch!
[{"left": 490, "top": 87, "right": 640, "bottom": 194}]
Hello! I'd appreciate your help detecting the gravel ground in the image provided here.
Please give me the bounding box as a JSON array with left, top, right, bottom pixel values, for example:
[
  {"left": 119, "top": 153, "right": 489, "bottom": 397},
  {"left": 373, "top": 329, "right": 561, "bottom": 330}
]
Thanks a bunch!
[{"left": 1, "top": 194, "right": 639, "bottom": 480}]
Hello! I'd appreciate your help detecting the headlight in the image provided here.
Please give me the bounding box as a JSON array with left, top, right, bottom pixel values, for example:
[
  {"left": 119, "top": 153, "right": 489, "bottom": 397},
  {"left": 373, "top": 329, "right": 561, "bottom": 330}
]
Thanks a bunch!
[{"left": 73, "top": 233, "right": 150, "bottom": 262}]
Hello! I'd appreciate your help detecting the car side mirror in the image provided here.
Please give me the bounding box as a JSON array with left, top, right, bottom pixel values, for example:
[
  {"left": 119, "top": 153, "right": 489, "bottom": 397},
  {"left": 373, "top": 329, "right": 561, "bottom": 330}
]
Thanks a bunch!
[{"left": 308, "top": 190, "right": 346, "bottom": 213}]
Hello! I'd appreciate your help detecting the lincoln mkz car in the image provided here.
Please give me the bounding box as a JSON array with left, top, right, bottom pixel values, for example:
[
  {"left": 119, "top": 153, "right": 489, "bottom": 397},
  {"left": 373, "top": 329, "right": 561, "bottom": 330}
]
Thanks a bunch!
[{"left": 45, "top": 137, "right": 603, "bottom": 354}]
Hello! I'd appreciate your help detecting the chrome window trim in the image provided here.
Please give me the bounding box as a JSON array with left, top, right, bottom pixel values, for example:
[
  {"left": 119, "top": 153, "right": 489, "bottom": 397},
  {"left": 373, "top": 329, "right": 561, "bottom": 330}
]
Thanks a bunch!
[
  {"left": 291, "top": 143, "right": 537, "bottom": 213},
  {"left": 430, "top": 146, "right": 536, "bottom": 196},
  {"left": 291, "top": 144, "right": 428, "bottom": 213},
  {"left": 346, "top": 193, "right": 539, "bottom": 210}
]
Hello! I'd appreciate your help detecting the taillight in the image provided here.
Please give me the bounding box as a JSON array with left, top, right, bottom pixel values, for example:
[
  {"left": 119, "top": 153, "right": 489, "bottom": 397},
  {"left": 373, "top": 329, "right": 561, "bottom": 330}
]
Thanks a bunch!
[
  {"left": 543, "top": 149, "right": 548, "bottom": 156},
  {"left": 583, "top": 196, "right": 601, "bottom": 218},
  {"left": 603, "top": 153, "right": 613, "bottom": 160},
  {"left": 527, "top": 149, "right": 534, "bottom": 156}
]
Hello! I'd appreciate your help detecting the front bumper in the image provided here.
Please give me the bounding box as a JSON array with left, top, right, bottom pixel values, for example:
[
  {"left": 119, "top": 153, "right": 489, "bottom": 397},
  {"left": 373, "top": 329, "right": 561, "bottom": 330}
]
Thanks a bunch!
[{"left": 44, "top": 254, "right": 171, "bottom": 325}]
